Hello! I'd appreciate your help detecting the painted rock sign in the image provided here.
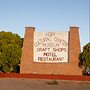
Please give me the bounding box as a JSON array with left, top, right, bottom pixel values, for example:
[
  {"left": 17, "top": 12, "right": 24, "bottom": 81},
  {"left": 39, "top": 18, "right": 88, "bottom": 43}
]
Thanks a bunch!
[
  {"left": 20, "top": 27, "right": 82, "bottom": 75},
  {"left": 34, "top": 32, "right": 68, "bottom": 63}
]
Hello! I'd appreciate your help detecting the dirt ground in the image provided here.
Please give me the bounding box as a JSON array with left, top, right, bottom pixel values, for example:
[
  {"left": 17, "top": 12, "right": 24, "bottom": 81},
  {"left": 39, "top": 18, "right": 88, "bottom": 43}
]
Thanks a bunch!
[{"left": 0, "top": 78, "right": 90, "bottom": 90}]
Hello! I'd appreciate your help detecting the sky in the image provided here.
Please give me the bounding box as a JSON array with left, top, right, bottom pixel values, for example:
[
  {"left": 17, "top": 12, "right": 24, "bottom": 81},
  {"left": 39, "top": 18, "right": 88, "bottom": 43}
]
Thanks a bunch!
[{"left": 0, "top": 0, "right": 89, "bottom": 49}]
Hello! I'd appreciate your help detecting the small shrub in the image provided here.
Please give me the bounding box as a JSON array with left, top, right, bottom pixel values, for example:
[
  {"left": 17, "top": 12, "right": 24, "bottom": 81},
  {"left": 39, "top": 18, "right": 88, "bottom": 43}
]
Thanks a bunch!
[{"left": 46, "top": 80, "right": 58, "bottom": 85}]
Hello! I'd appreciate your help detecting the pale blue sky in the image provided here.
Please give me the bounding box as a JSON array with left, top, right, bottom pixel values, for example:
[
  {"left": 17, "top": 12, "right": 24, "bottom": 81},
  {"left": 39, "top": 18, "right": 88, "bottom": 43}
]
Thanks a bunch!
[{"left": 0, "top": 0, "right": 89, "bottom": 49}]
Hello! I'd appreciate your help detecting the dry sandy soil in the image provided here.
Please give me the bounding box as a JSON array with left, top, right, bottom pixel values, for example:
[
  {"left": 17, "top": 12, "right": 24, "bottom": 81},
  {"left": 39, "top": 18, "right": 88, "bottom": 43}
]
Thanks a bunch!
[{"left": 0, "top": 78, "right": 90, "bottom": 90}]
